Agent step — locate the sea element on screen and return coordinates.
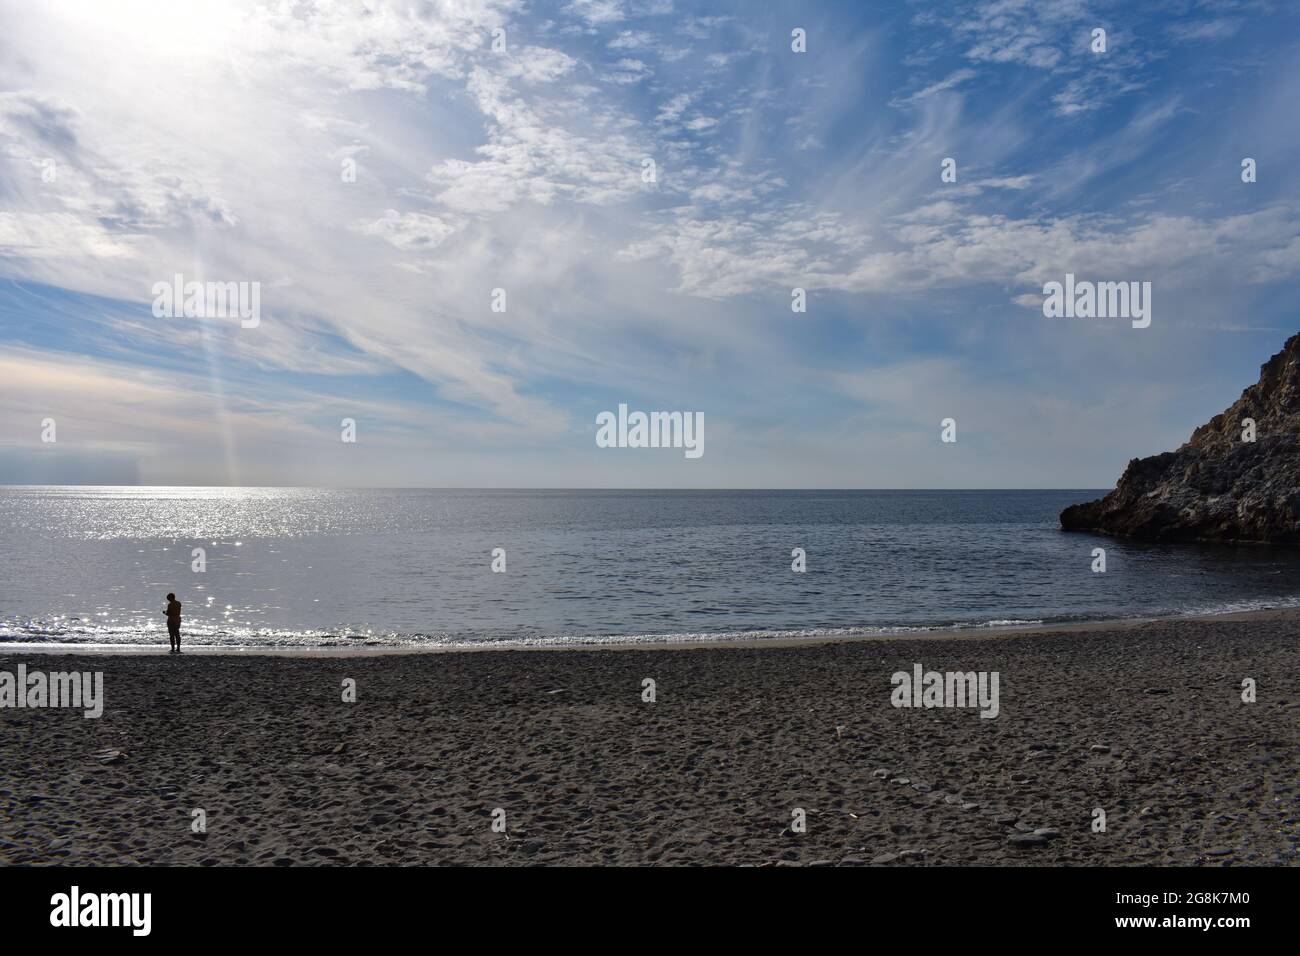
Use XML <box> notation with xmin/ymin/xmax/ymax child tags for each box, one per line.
<box><xmin>2</xmin><ymin>486</ymin><xmax>1299</xmax><ymax>649</ymax></box>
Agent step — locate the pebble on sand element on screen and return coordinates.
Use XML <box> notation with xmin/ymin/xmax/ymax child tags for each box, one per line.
<box><xmin>1007</xmin><ymin>833</ymin><xmax>1048</xmax><ymax>847</ymax></box>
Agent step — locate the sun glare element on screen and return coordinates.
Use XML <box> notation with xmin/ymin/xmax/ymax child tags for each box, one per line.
<box><xmin>62</xmin><ymin>0</ymin><xmax>248</xmax><ymax>61</ymax></box>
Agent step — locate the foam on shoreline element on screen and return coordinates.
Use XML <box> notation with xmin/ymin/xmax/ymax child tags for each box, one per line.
<box><xmin>2</xmin><ymin>606</ymin><xmax>1298</xmax><ymax>657</ymax></box>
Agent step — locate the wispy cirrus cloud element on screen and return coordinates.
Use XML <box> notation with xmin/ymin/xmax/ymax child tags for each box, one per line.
<box><xmin>0</xmin><ymin>0</ymin><xmax>1296</xmax><ymax>487</ymax></box>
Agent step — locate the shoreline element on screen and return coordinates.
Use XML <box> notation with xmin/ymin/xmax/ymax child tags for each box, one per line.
<box><xmin>3</xmin><ymin>606</ymin><xmax>1299</xmax><ymax>658</ymax></box>
<box><xmin>2</xmin><ymin>612</ymin><xmax>1294</xmax><ymax>866</ymax></box>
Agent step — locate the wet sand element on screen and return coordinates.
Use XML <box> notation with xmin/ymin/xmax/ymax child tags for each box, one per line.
<box><xmin>1</xmin><ymin>613</ymin><xmax>1296</xmax><ymax>866</ymax></box>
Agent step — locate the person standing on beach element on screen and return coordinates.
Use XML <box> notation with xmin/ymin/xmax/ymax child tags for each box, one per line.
<box><xmin>165</xmin><ymin>592</ymin><xmax>183</xmax><ymax>654</ymax></box>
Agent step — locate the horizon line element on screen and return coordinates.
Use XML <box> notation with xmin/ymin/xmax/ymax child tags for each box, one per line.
<box><xmin>0</xmin><ymin>484</ymin><xmax>1114</xmax><ymax>493</ymax></box>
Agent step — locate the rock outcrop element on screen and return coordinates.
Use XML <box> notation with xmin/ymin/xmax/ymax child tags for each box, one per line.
<box><xmin>1061</xmin><ymin>332</ymin><xmax>1300</xmax><ymax>543</ymax></box>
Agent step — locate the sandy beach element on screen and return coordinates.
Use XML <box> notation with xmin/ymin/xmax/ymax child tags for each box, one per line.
<box><xmin>1</xmin><ymin>612</ymin><xmax>1296</xmax><ymax>866</ymax></box>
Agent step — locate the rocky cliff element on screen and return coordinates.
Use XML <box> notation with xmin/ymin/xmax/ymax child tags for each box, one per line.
<box><xmin>1060</xmin><ymin>332</ymin><xmax>1300</xmax><ymax>543</ymax></box>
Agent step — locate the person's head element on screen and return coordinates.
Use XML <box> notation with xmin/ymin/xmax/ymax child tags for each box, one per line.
<box><xmin>167</xmin><ymin>592</ymin><xmax>175</xmax><ymax>601</ymax></box>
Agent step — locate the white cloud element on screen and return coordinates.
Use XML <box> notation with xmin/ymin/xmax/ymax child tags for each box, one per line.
<box><xmin>608</xmin><ymin>30</ymin><xmax>653</xmax><ymax>49</ymax></box>
<box><xmin>604</xmin><ymin>57</ymin><xmax>653</xmax><ymax>84</ymax></box>
<box><xmin>423</xmin><ymin>65</ymin><xmax>647</xmax><ymax>215</ymax></box>
<box><xmin>655</xmin><ymin>92</ymin><xmax>694</xmax><ymax>124</ymax></box>
<box><xmin>622</xmin><ymin>194</ymin><xmax>1300</xmax><ymax>301</ymax></box>
<box><xmin>926</xmin><ymin>0</ymin><xmax>1154</xmax><ymax>115</ymax></box>
<box><xmin>498</xmin><ymin>46</ymin><xmax>577</xmax><ymax>84</ymax></box>
<box><xmin>359</xmin><ymin>210</ymin><xmax>464</xmax><ymax>251</ymax></box>
<box><xmin>1169</xmin><ymin>19</ymin><xmax>1241</xmax><ymax>42</ymax></box>
<box><xmin>0</xmin><ymin>212</ymin><xmax>147</xmax><ymax>260</ymax></box>
<box><xmin>567</xmin><ymin>0</ymin><xmax>626</xmax><ymax>26</ymax></box>
<box><xmin>0</xmin><ymin>0</ymin><xmax>1296</xmax><ymax>487</ymax></box>
<box><xmin>890</xmin><ymin>68</ymin><xmax>977</xmax><ymax>106</ymax></box>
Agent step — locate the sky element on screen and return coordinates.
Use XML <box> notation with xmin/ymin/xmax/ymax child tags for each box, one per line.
<box><xmin>0</xmin><ymin>0</ymin><xmax>1297</xmax><ymax>488</ymax></box>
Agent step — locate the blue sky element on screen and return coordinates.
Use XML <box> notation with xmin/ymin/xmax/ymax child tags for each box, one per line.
<box><xmin>0</xmin><ymin>0</ymin><xmax>1297</xmax><ymax>487</ymax></box>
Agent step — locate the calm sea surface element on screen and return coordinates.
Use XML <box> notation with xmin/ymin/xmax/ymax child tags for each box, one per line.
<box><xmin>2</xmin><ymin>487</ymin><xmax>1299</xmax><ymax>648</ymax></box>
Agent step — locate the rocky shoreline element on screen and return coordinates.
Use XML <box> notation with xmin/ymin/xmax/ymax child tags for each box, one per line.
<box><xmin>1062</xmin><ymin>333</ymin><xmax>1300</xmax><ymax>543</ymax></box>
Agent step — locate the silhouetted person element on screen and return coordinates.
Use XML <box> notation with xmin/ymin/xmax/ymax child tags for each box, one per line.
<box><xmin>165</xmin><ymin>592</ymin><xmax>182</xmax><ymax>654</ymax></box>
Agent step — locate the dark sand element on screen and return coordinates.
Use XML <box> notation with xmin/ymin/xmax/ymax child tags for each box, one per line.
<box><xmin>1</xmin><ymin>614</ymin><xmax>1296</xmax><ymax>866</ymax></box>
